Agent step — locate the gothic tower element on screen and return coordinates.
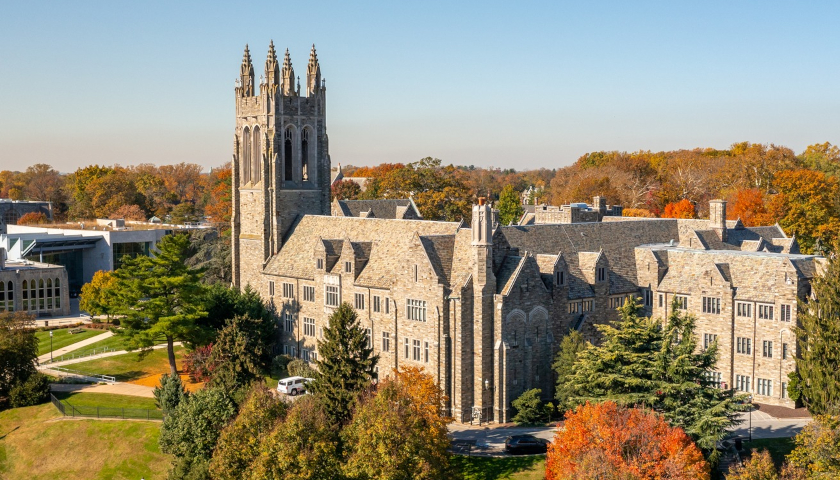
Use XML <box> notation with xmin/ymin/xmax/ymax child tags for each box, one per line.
<box><xmin>232</xmin><ymin>42</ymin><xmax>330</xmax><ymax>288</ymax></box>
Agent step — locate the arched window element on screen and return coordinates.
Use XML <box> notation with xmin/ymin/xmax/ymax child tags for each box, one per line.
<box><xmin>242</xmin><ymin>127</ymin><xmax>251</xmax><ymax>185</ymax></box>
<box><xmin>252</xmin><ymin>126</ymin><xmax>261</xmax><ymax>184</ymax></box>
<box><xmin>55</xmin><ymin>278</ymin><xmax>61</xmax><ymax>309</ymax></box>
<box><xmin>6</xmin><ymin>281</ymin><xmax>12</xmax><ymax>312</ymax></box>
<box><xmin>301</xmin><ymin>129</ymin><xmax>309</xmax><ymax>181</ymax></box>
<box><xmin>30</xmin><ymin>280</ymin><xmax>36</xmax><ymax>311</ymax></box>
<box><xmin>284</xmin><ymin>128</ymin><xmax>293</xmax><ymax>182</ymax></box>
<box><xmin>22</xmin><ymin>280</ymin><xmax>28</xmax><ymax>311</ymax></box>
<box><xmin>39</xmin><ymin>279</ymin><xmax>45</xmax><ymax>310</ymax></box>
<box><xmin>47</xmin><ymin>278</ymin><xmax>53</xmax><ymax>310</ymax></box>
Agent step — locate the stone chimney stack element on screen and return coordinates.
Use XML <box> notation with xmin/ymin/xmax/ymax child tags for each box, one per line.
<box><xmin>593</xmin><ymin>196</ymin><xmax>607</xmax><ymax>219</ymax></box>
<box><xmin>472</xmin><ymin>197</ymin><xmax>493</xmax><ymax>246</ymax></box>
<box><xmin>710</xmin><ymin>199</ymin><xmax>728</xmax><ymax>242</ymax></box>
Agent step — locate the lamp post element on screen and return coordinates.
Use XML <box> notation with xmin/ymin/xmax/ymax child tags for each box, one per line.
<box><xmin>50</xmin><ymin>330</ymin><xmax>53</xmax><ymax>362</ymax></box>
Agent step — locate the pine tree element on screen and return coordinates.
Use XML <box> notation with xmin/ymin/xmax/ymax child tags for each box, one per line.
<box><xmin>558</xmin><ymin>297</ymin><xmax>747</xmax><ymax>463</ymax></box>
<box><xmin>154</xmin><ymin>372</ymin><xmax>189</xmax><ymax>413</ymax></box>
<box><xmin>308</xmin><ymin>302</ymin><xmax>378</xmax><ymax>424</ymax></box>
<box><xmin>795</xmin><ymin>255</ymin><xmax>840</xmax><ymax>415</ymax></box>
<box><xmin>552</xmin><ymin>329</ymin><xmax>589</xmax><ymax>410</ymax></box>
<box><xmin>109</xmin><ymin>233</ymin><xmax>208</xmax><ymax>375</ymax></box>
<box><xmin>497</xmin><ymin>184</ymin><xmax>524</xmax><ymax>226</ymax></box>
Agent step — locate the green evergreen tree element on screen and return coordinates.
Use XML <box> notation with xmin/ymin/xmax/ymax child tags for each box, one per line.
<box><xmin>795</xmin><ymin>254</ymin><xmax>840</xmax><ymax>415</ymax></box>
<box><xmin>308</xmin><ymin>302</ymin><xmax>378</xmax><ymax>424</ymax></box>
<box><xmin>497</xmin><ymin>184</ymin><xmax>524</xmax><ymax>226</ymax></box>
<box><xmin>159</xmin><ymin>387</ymin><xmax>237</xmax><ymax>462</ymax></box>
<box><xmin>209</xmin><ymin>315</ymin><xmax>266</xmax><ymax>397</ymax></box>
<box><xmin>154</xmin><ymin>372</ymin><xmax>189</xmax><ymax>414</ymax></box>
<box><xmin>0</xmin><ymin>312</ymin><xmax>38</xmax><ymax>406</ymax></box>
<box><xmin>559</xmin><ymin>297</ymin><xmax>747</xmax><ymax>463</ymax></box>
<box><xmin>552</xmin><ymin>329</ymin><xmax>589</xmax><ymax>411</ymax></box>
<box><xmin>110</xmin><ymin>233</ymin><xmax>208</xmax><ymax>375</ymax></box>
<box><xmin>511</xmin><ymin>388</ymin><xmax>547</xmax><ymax>425</ymax></box>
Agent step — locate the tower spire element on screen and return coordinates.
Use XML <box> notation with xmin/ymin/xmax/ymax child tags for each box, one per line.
<box><xmin>281</xmin><ymin>48</ymin><xmax>295</xmax><ymax>96</ymax></box>
<box><xmin>265</xmin><ymin>40</ymin><xmax>279</xmax><ymax>89</ymax></box>
<box><xmin>307</xmin><ymin>44</ymin><xmax>322</xmax><ymax>96</ymax></box>
<box><xmin>239</xmin><ymin>44</ymin><xmax>255</xmax><ymax>96</ymax></box>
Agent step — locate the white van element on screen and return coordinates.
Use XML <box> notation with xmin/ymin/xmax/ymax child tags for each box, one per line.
<box><xmin>276</xmin><ymin>376</ymin><xmax>312</xmax><ymax>396</ymax></box>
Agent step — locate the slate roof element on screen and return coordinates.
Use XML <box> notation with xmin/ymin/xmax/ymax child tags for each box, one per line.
<box><xmin>333</xmin><ymin>199</ymin><xmax>421</xmax><ymax>220</ymax></box>
<box><xmin>420</xmin><ymin>235</ymin><xmax>456</xmax><ymax>285</ymax></box>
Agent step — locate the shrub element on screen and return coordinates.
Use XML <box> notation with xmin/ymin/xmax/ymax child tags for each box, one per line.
<box><xmin>512</xmin><ymin>388</ymin><xmax>548</xmax><ymax>425</ymax></box>
<box><xmin>9</xmin><ymin>373</ymin><xmax>51</xmax><ymax>407</ymax></box>
<box><xmin>287</xmin><ymin>359</ymin><xmax>317</xmax><ymax>379</ymax></box>
<box><xmin>183</xmin><ymin>344</ymin><xmax>215</xmax><ymax>383</ymax></box>
<box><xmin>154</xmin><ymin>372</ymin><xmax>189</xmax><ymax>413</ymax></box>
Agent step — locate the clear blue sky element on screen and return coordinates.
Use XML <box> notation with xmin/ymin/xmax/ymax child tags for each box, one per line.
<box><xmin>1</xmin><ymin>1</ymin><xmax>838</xmax><ymax>172</ymax></box>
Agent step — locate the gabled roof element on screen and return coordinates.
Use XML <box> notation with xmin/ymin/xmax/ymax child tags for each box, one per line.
<box><xmin>420</xmin><ymin>234</ymin><xmax>456</xmax><ymax>285</ymax></box>
<box><xmin>333</xmin><ymin>199</ymin><xmax>421</xmax><ymax>220</ymax></box>
<box><xmin>496</xmin><ymin>255</ymin><xmax>526</xmax><ymax>295</ymax></box>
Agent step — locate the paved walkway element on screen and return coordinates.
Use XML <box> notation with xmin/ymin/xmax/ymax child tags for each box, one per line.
<box><xmin>38</xmin><ymin>342</ymin><xmax>178</xmax><ymax>369</ymax></box>
<box><xmin>38</xmin><ymin>331</ymin><xmax>114</xmax><ymax>364</ymax></box>
<box><xmin>50</xmin><ymin>382</ymin><xmax>155</xmax><ymax>398</ymax></box>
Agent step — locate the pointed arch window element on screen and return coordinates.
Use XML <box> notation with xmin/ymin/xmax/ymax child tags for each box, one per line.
<box><xmin>22</xmin><ymin>280</ymin><xmax>28</xmax><ymax>311</ymax></box>
<box><xmin>47</xmin><ymin>278</ymin><xmax>53</xmax><ymax>310</ymax></box>
<box><xmin>284</xmin><ymin>128</ymin><xmax>294</xmax><ymax>182</ymax></box>
<box><xmin>301</xmin><ymin>129</ymin><xmax>309</xmax><ymax>181</ymax></box>
<box><xmin>0</xmin><ymin>280</ymin><xmax>5</xmax><ymax>311</ymax></box>
<box><xmin>252</xmin><ymin>126</ymin><xmax>261</xmax><ymax>184</ymax></box>
<box><xmin>55</xmin><ymin>278</ymin><xmax>61</xmax><ymax>309</ymax></box>
<box><xmin>242</xmin><ymin>127</ymin><xmax>251</xmax><ymax>185</ymax></box>
<box><xmin>39</xmin><ymin>279</ymin><xmax>45</xmax><ymax>310</ymax></box>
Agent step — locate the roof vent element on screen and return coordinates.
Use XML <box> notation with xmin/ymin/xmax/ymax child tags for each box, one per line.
<box><xmin>669</xmin><ymin>239</ymin><xmax>676</xmax><ymax>247</ymax></box>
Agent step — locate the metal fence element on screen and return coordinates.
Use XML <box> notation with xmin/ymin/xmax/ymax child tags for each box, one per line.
<box><xmin>51</xmin><ymin>394</ymin><xmax>163</xmax><ymax>420</ymax></box>
<box><xmin>49</xmin><ymin>347</ymin><xmax>120</xmax><ymax>364</ymax></box>
<box><xmin>46</xmin><ymin>366</ymin><xmax>116</xmax><ymax>383</ymax></box>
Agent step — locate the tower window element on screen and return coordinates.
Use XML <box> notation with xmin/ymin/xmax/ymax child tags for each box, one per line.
<box><xmin>284</xmin><ymin>128</ymin><xmax>293</xmax><ymax>182</ymax></box>
<box><xmin>242</xmin><ymin>127</ymin><xmax>251</xmax><ymax>185</ymax></box>
<box><xmin>252</xmin><ymin>125</ymin><xmax>261</xmax><ymax>184</ymax></box>
<box><xmin>301</xmin><ymin>128</ymin><xmax>309</xmax><ymax>181</ymax></box>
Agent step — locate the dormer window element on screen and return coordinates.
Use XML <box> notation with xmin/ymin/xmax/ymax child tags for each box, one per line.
<box><xmin>555</xmin><ymin>271</ymin><xmax>565</xmax><ymax>286</ymax></box>
<box><xmin>414</xmin><ymin>264</ymin><xmax>419</xmax><ymax>282</ymax></box>
<box><xmin>316</xmin><ymin>258</ymin><xmax>324</xmax><ymax>270</ymax></box>
<box><xmin>345</xmin><ymin>261</ymin><xmax>352</xmax><ymax>273</ymax></box>
<box><xmin>597</xmin><ymin>267</ymin><xmax>606</xmax><ymax>282</ymax></box>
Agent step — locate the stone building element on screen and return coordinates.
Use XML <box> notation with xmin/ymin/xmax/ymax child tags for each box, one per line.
<box><xmin>232</xmin><ymin>44</ymin><xmax>821</xmax><ymax>422</ymax></box>
<box><xmin>0</xmin><ymin>248</ymin><xmax>70</xmax><ymax>316</ymax></box>
<box><xmin>331</xmin><ymin>198</ymin><xmax>422</xmax><ymax>220</ymax></box>
<box><xmin>518</xmin><ymin>196</ymin><xmax>623</xmax><ymax>225</ymax></box>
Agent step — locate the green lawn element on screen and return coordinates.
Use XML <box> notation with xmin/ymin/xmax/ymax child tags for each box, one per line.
<box><xmin>0</xmin><ymin>403</ymin><xmax>170</xmax><ymax>479</ymax></box>
<box><xmin>35</xmin><ymin>328</ymin><xmax>102</xmax><ymax>355</ymax></box>
<box><xmin>743</xmin><ymin>437</ymin><xmax>797</xmax><ymax>469</ymax></box>
<box><xmin>453</xmin><ymin>455</ymin><xmax>545</xmax><ymax>480</ymax></box>
<box><xmin>65</xmin><ymin>347</ymin><xmax>185</xmax><ymax>382</ymax></box>
<box><xmin>53</xmin><ymin>391</ymin><xmax>159</xmax><ymax>411</ymax></box>
<box><xmin>60</xmin><ymin>333</ymin><xmax>132</xmax><ymax>358</ymax></box>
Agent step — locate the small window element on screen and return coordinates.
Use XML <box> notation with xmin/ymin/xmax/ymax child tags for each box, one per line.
<box><xmin>412</xmin><ymin>339</ymin><xmax>421</xmax><ymax>361</ymax></box>
<box><xmin>703</xmin><ymin>333</ymin><xmax>717</xmax><ymax>350</ymax></box>
<box><xmin>642</xmin><ymin>288</ymin><xmax>653</xmax><ymax>307</ymax></box>
<box><xmin>302</xmin><ymin>349</ymin><xmax>310</xmax><ymax>362</ymax></box>
<box><xmin>424</xmin><ymin>341</ymin><xmax>429</xmax><ymax>363</ymax></box>
<box><xmin>303</xmin><ymin>285</ymin><xmax>315</xmax><ymax>302</ymax></box>
<box><xmin>756</xmin><ymin>378</ymin><xmax>773</xmax><ymax>396</ymax></box>
<box><xmin>404</xmin><ymin>337</ymin><xmax>409</xmax><ymax>358</ymax></box>
<box><xmin>758</xmin><ymin>304</ymin><xmax>774</xmax><ymax>320</ymax></box>
<box><xmin>674</xmin><ymin>295</ymin><xmax>688</xmax><ymax>310</ymax></box>
<box><xmin>780</xmin><ymin>304</ymin><xmax>792</xmax><ymax>322</ymax></box>
<box><xmin>702</xmin><ymin>297</ymin><xmax>720</xmax><ymax>314</ymax></box>
<box><xmin>736</xmin><ymin>302</ymin><xmax>752</xmax><ymax>318</ymax></box>
<box><xmin>269</xmin><ymin>281</ymin><xmax>275</xmax><ymax>296</ymax></box>
<box><xmin>582</xmin><ymin>300</ymin><xmax>593</xmax><ymax>312</ymax></box>
<box><xmin>705</xmin><ymin>371</ymin><xmax>722</xmax><ymax>388</ymax></box>
<box><xmin>597</xmin><ymin>267</ymin><xmax>606</xmax><ymax>282</ymax></box>
<box><xmin>283</xmin><ymin>282</ymin><xmax>294</xmax><ymax>298</ymax></box>
<box><xmin>414</xmin><ymin>264</ymin><xmax>419</xmax><ymax>282</ymax></box>
<box><xmin>406</xmin><ymin>299</ymin><xmax>427</xmax><ymax>322</ymax></box>
<box><xmin>736</xmin><ymin>337</ymin><xmax>752</xmax><ymax>355</ymax></box>
<box><xmin>763</xmin><ymin>340</ymin><xmax>773</xmax><ymax>358</ymax></box>
<box><xmin>555</xmin><ymin>271</ymin><xmax>565</xmax><ymax>286</ymax></box>
<box><xmin>373</xmin><ymin>295</ymin><xmax>381</xmax><ymax>313</ymax></box>
<box><xmin>782</xmin><ymin>343</ymin><xmax>788</xmax><ymax>360</ymax></box>
<box><xmin>736</xmin><ymin>374</ymin><xmax>751</xmax><ymax>392</ymax></box>
<box><xmin>355</xmin><ymin>293</ymin><xmax>365</xmax><ymax>310</ymax></box>
<box><xmin>384</xmin><ymin>297</ymin><xmax>390</xmax><ymax>314</ymax></box>
<box><xmin>568</xmin><ymin>302</ymin><xmax>581</xmax><ymax>314</ymax></box>
<box><xmin>325</xmin><ymin>285</ymin><xmax>339</xmax><ymax>307</ymax></box>
<box><xmin>303</xmin><ymin>317</ymin><xmax>315</xmax><ymax>337</ymax></box>
<box><xmin>381</xmin><ymin>331</ymin><xmax>390</xmax><ymax>352</ymax></box>
<box><xmin>316</xmin><ymin>258</ymin><xmax>324</xmax><ymax>270</ymax></box>
<box><xmin>658</xmin><ymin>294</ymin><xmax>664</xmax><ymax>308</ymax></box>
<box><xmin>366</xmin><ymin>328</ymin><xmax>372</xmax><ymax>348</ymax></box>
<box><xmin>284</xmin><ymin>313</ymin><xmax>294</xmax><ymax>333</ymax></box>
<box><xmin>345</xmin><ymin>261</ymin><xmax>352</xmax><ymax>273</ymax></box>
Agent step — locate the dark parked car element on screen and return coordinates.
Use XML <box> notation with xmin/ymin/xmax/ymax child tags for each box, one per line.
<box><xmin>504</xmin><ymin>435</ymin><xmax>549</xmax><ymax>455</ymax></box>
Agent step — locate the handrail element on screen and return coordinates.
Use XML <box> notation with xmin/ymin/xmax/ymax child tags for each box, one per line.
<box><xmin>47</xmin><ymin>366</ymin><xmax>116</xmax><ymax>383</ymax></box>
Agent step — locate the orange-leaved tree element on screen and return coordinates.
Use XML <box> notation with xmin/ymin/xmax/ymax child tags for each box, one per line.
<box><xmin>622</xmin><ymin>208</ymin><xmax>655</xmax><ymax>218</ymax></box>
<box><xmin>766</xmin><ymin>169</ymin><xmax>840</xmax><ymax>253</ymax></box>
<box><xmin>16</xmin><ymin>212</ymin><xmax>49</xmax><ymax>225</ymax></box>
<box><xmin>727</xmin><ymin>188</ymin><xmax>774</xmax><ymax>226</ymax></box>
<box><xmin>661</xmin><ymin>198</ymin><xmax>696</xmax><ymax>219</ymax></box>
<box><xmin>546</xmin><ymin>401</ymin><xmax>710</xmax><ymax>480</ymax></box>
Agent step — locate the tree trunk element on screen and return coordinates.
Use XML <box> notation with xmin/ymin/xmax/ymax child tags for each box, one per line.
<box><xmin>167</xmin><ymin>335</ymin><xmax>177</xmax><ymax>376</ymax></box>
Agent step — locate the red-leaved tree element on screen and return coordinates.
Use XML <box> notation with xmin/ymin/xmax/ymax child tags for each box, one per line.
<box><xmin>546</xmin><ymin>401</ymin><xmax>710</xmax><ymax>480</ymax></box>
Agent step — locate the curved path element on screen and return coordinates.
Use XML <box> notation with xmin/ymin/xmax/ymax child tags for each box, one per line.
<box><xmin>38</xmin><ymin>331</ymin><xmax>114</xmax><ymax>364</ymax></box>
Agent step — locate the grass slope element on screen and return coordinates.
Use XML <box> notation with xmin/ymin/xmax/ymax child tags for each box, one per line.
<box><xmin>35</xmin><ymin>328</ymin><xmax>101</xmax><ymax>355</ymax></box>
<box><xmin>53</xmin><ymin>392</ymin><xmax>159</xmax><ymax>411</ymax></box>
<box><xmin>63</xmin><ymin>334</ymin><xmax>132</xmax><ymax>358</ymax></box>
<box><xmin>454</xmin><ymin>455</ymin><xmax>546</xmax><ymax>480</ymax></box>
<box><xmin>67</xmin><ymin>347</ymin><xmax>185</xmax><ymax>382</ymax></box>
<box><xmin>0</xmin><ymin>403</ymin><xmax>169</xmax><ymax>480</ymax></box>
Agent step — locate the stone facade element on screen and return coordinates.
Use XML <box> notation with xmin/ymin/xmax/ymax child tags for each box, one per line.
<box><xmin>232</xmin><ymin>46</ymin><xmax>821</xmax><ymax>423</ymax></box>
<box><xmin>0</xmin><ymin>249</ymin><xmax>70</xmax><ymax>316</ymax></box>
<box><xmin>519</xmin><ymin>196</ymin><xmax>623</xmax><ymax>225</ymax></box>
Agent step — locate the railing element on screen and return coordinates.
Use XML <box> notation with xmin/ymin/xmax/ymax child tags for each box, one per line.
<box><xmin>46</xmin><ymin>366</ymin><xmax>116</xmax><ymax>383</ymax></box>
<box><xmin>48</xmin><ymin>347</ymin><xmax>120</xmax><ymax>364</ymax></box>
<box><xmin>50</xmin><ymin>394</ymin><xmax>163</xmax><ymax>420</ymax></box>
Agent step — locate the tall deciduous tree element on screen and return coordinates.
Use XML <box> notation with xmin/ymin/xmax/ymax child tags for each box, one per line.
<box><xmin>787</xmin><ymin>414</ymin><xmax>840</xmax><ymax>477</ymax></box>
<box><xmin>545</xmin><ymin>401</ymin><xmax>710</xmax><ymax>480</ymax></box>
<box><xmin>343</xmin><ymin>367</ymin><xmax>454</xmax><ymax>480</ymax></box>
<box><xmin>767</xmin><ymin>169</ymin><xmax>840</xmax><ymax>254</ymax></box>
<box><xmin>794</xmin><ymin>255</ymin><xmax>840</xmax><ymax>415</ymax></box>
<box><xmin>662</xmin><ymin>198</ymin><xmax>696</xmax><ymax>218</ymax></box>
<box><xmin>308</xmin><ymin>302</ymin><xmax>378</xmax><ymax>424</ymax></box>
<box><xmin>497</xmin><ymin>184</ymin><xmax>524</xmax><ymax>226</ymax></box>
<box><xmin>558</xmin><ymin>298</ymin><xmax>746</xmax><ymax>462</ymax></box>
<box><xmin>109</xmin><ymin>233</ymin><xmax>208</xmax><ymax>375</ymax></box>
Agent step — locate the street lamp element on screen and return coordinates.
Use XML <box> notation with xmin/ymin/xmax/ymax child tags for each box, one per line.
<box><xmin>50</xmin><ymin>330</ymin><xmax>53</xmax><ymax>362</ymax></box>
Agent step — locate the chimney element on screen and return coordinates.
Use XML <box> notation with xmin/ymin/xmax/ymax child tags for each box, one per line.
<box><xmin>709</xmin><ymin>199</ymin><xmax>727</xmax><ymax>242</ymax></box>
